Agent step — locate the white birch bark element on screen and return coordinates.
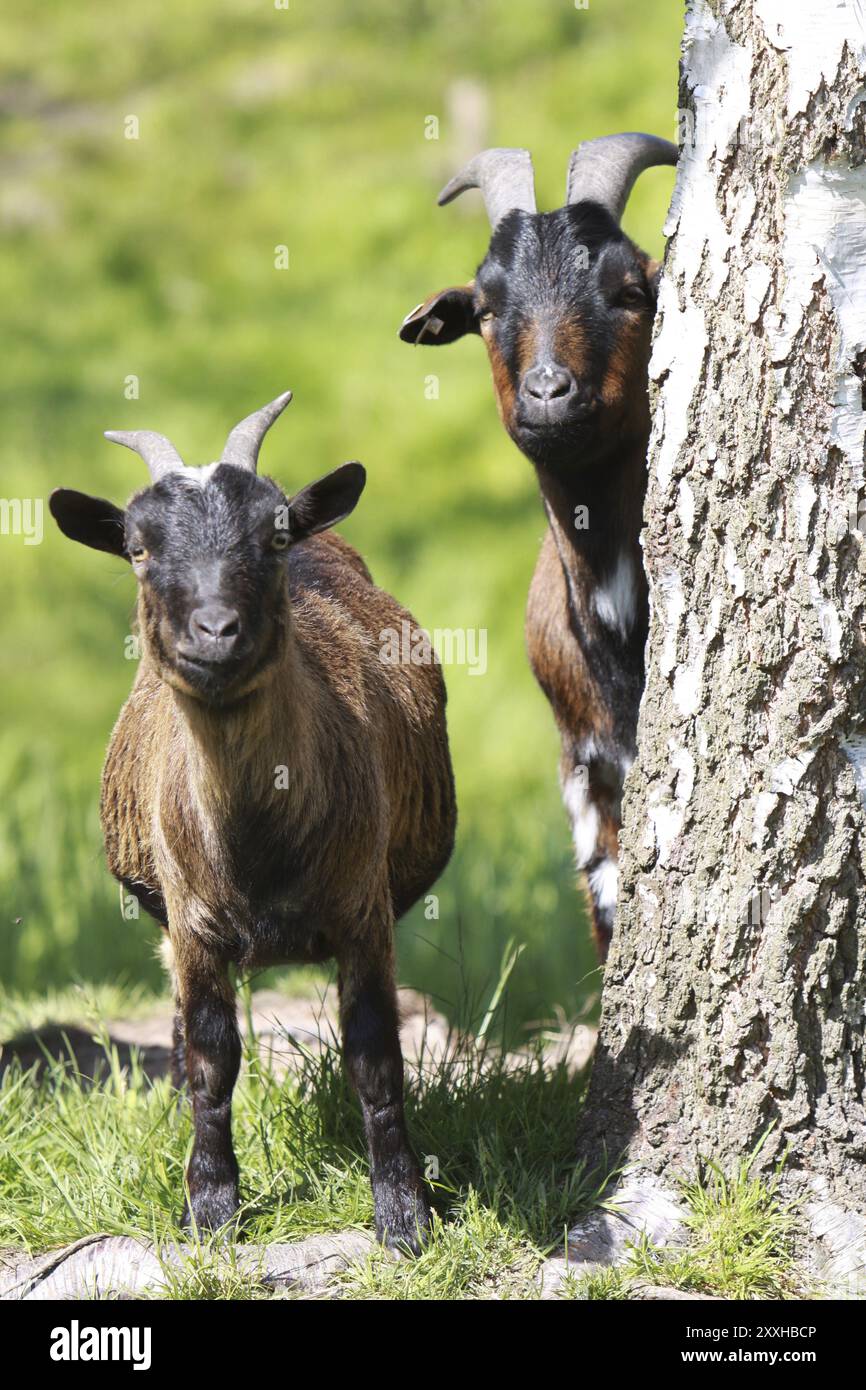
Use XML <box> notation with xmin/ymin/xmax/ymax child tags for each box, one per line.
<box><xmin>576</xmin><ymin>0</ymin><xmax>866</xmax><ymax>1289</ymax></box>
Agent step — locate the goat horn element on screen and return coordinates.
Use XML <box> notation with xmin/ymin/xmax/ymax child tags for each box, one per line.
<box><xmin>103</xmin><ymin>430</ymin><xmax>186</xmax><ymax>483</ymax></box>
<box><xmin>438</xmin><ymin>148</ymin><xmax>536</xmax><ymax>228</ymax></box>
<box><xmin>220</xmin><ymin>390</ymin><xmax>294</xmax><ymax>473</ymax></box>
<box><xmin>565</xmin><ymin>132</ymin><xmax>678</xmax><ymax>223</ymax></box>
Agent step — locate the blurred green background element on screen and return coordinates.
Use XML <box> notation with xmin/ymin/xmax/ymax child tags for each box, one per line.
<box><xmin>0</xmin><ymin>0</ymin><xmax>679</xmax><ymax>1038</ymax></box>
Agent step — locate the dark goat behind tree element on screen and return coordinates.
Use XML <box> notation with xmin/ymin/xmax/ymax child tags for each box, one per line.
<box><xmin>49</xmin><ymin>392</ymin><xmax>456</xmax><ymax>1252</ymax></box>
<box><xmin>400</xmin><ymin>132</ymin><xmax>677</xmax><ymax>956</ymax></box>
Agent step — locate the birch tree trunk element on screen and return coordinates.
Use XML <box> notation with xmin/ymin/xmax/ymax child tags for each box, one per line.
<box><xmin>577</xmin><ymin>0</ymin><xmax>866</xmax><ymax>1279</ymax></box>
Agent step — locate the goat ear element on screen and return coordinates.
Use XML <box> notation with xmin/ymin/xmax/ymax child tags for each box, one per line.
<box><xmin>289</xmin><ymin>462</ymin><xmax>367</xmax><ymax>539</ymax></box>
<box><xmin>398</xmin><ymin>285</ymin><xmax>478</xmax><ymax>345</ymax></box>
<box><xmin>49</xmin><ymin>488</ymin><xmax>128</xmax><ymax>559</ymax></box>
<box><xmin>645</xmin><ymin>258</ymin><xmax>664</xmax><ymax>303</ymax></box>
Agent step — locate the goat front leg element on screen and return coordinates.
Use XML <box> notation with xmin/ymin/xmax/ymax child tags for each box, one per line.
<box><xmin>562</xmin><ymin>753</ymin><xmax>622</xmax><ymax>961</ymax></box>
<box><xmin>338</xmin><ymin>934</ymin><xmax>431</xmax><ymax>1254</ymax></box>
<box><xmin>173</xmin><ymin>938</ymin><xmax>241</xmax><ymax>1231</ymax></box>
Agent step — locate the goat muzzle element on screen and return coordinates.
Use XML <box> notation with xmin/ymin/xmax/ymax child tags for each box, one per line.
<box><xmin>518</xmin><ymin>364</ymin><xmax>598</xmax><ymax>427</ymax></box>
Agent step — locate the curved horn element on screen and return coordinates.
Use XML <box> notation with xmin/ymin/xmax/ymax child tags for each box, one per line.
<box><xmin>220</xmin><ymin>390</ymin><xmax>293</xmax><ymax>473</ymax></box>
<box><xmin>103</xmin><ymin>430</ymin><xmax>185</xmax><ymax>483</ymax></box>
<box><xmin>566</xmin><ymin>132</ymin><xmax>678</xmax><ymax>223</ymax></box>
<box><xmin>438</xmin><ymin>148</ymin><xmax>536</xmax><ymax>228</ymax></box>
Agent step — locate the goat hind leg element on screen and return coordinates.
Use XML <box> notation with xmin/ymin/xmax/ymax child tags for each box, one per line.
<box><xmin>338</xmin><ymin>939</ymin><xmax>431</xmax><ymax>1254</ymax></box>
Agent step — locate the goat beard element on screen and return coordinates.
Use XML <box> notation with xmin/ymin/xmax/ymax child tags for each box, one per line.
<box><xmin>143</xmin><ymin>634</ymin><xmax>281</xmax><ymax>711</ymax></box>
<box><xmin>510</xmin><ymin>402</ymin><xmax>650</xmax><ymax>479</ymax></box>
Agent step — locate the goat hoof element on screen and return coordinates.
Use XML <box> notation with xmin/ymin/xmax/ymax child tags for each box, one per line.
<box><xmin>375</xmin><ymin>1186</ymin><xmax>433</xmax><ymax>1257</ymax></box>
<box><xmin>182</xmin><ymin>1184</ymin><xmax>240</xmax><ymax>1234</ymax></box>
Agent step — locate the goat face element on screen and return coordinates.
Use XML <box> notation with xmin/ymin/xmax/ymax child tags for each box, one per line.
<box><xmin>399</xmin><ymin>134</ymin><xmax>676</xmax><ymax>475</ymax></box>
<box><xmin>124</xmin><ymin>467</ymin><xmax>294</xmax><ymax>704</ymax></box>
<box><xmin>49</xmin><ymin>392</ymin><xmax>367</xmax><ymax>707</ymax></box>
<box><xmin>401</xmin><ymin>203</ymin><xmax>659</xmax><ymax>472</ymax></box>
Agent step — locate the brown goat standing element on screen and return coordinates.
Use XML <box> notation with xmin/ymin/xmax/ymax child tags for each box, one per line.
<box><xmin>50</xmin><ymin>392</ymin><xmax>456</xmax><ymax>1252</ymax></box>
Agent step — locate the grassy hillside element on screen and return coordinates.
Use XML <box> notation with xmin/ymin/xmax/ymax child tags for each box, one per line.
<box><xmin>0</xmin><ymin>0</ymin><xmax>681</xmax><ymax>1035</ymax></box>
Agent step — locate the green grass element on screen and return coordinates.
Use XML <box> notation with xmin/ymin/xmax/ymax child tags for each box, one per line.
<box><xmin>569</xmin><ymin>1265</ymin><xmax>632</xmax><ymax>1300</ymax></box>
<box><xmin>0</xmin><ymin>989</ymin><xmax>806</xmax><ymax>1299</ymax></box>
<box><xmin>0</xmin><ymin>0</ymin><xmax>681</xmax><ymax>1035</ymax></box>
<box><xmin>339</xmin><ymin>1195</ymin><xmax>543</xmax><ymax>1300</ymax></box>
<box><xmin>0</xmin><ymin>981</ymin><xmax>601</xmax><ymax>1299</ymax></box>
<box><xmin>0</xmin><ymin>973</ymin><xmax>807</xmax><ymax>1300</ymax></box>
<box><xmin>626</xmin><ymin>1149</ymin><xmax>802</xmax><ymax>1300</ymax></box>
<box><xmin>574</xmin><ymin>1139</ymin><xmax>805</xmax><ymax>1301</ymax></box>
<box><xmin>139</xmin><ymin>1244</ymin><xmax>278</xmax><ymax>1303</ymax></box>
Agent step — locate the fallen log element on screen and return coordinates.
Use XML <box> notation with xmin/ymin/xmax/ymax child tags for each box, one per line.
<box><xmin>0</xmin><ymin>1229</ymin><xmax>375</xmax><ymax>1301</ymax></box>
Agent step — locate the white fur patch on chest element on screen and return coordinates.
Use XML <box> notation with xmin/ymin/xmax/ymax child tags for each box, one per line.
<box><xmin>592</xmin><ymin>551</ymin><xmax>637</xmax><ymax>638</ymax></box>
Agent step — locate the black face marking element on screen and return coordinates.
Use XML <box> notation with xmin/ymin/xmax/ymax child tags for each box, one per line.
<box><xmin>474</xmin><ymin>204</ymin><xmax>657</xmax><ymax>468</ymax></box>
<box><xmin>52</xmin><ymin>457</ymin><xmax>366</xmax><ymax>707</ymax></box>
<box><xmin>126</xmin><ymin>466</ymin><xmax>291</xmax><ymax>704</ymax></box>
<box><xmin>401</xmin><ymin>202</ymin><xmax>658</xmax><ymax>474</ymax></box>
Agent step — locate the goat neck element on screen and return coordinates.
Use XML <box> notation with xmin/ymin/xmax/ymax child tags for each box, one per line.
<box><xmin>165</xmin><ymin>637</ymin><xmax>324</xmax><ymax>828</ymax></box>
<box><xmin>536</xmin><ymin>438</ymin><xmax>648</xmax><ymax>646</ymax></box>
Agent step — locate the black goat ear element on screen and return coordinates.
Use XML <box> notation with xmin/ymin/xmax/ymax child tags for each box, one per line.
<box><xmin>288</xmin><ymin>462</ymin><xmax>367</xmax><ymax>539</ymax></box>
<box><xmin>49</xmin><ymin>488</ymin><xmax>128</xmax><ymax>559</ymax></box>
<box><xmin>398</xmin><ymin>285</ymin><xmax>478</xmax><ymax>344</ymax></box>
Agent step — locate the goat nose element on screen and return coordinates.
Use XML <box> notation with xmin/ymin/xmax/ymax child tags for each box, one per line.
<box><xmin>190</xmin><ymin>605</ymin><xmax>240</xmax><ymax>643</ymax></box>
<box><xmin>523</xmin><ymin>364</ymin><xmax>575</xmax><ymax>401</ymax></box>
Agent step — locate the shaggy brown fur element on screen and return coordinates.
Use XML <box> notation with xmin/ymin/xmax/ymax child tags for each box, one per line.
<box><xmin>104</xmin><ymin>531</ymin><xmax>455</xmax><ymax>957</ymax></box>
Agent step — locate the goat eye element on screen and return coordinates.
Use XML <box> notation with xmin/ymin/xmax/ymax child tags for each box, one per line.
<box><xmin>129</xmin><ymin>545</ymin><xmax>148</xmax><ymax>563</ymax></box>
<box><xmin>271</xmin><ymin>531</ymin><xmax>290</xmax><ymax>551</ymax></box>
<box><xmin>478</xmin><ymin>309</ymin><xmax>496</xmax><ymax>324</ymax></box>
<box><xmin>618</xmin><ymin>286</ymin><xmax>645</xmax><ymax>309</ymax></box>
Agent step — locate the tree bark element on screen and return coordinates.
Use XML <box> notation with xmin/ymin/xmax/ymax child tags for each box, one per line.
<box><xmin>577</xmin><ymin>0</ymin><xmax>866</xmax><ymax>1271</ymax></box>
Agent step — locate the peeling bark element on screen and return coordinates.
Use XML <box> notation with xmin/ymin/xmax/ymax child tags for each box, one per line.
<box><xmin>578</xmin><ymin>0</ymin><xmax>866</xmax><ymax>1259</ymax></box>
